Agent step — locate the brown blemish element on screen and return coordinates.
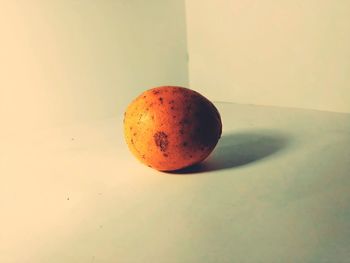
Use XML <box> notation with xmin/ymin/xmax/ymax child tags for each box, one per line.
<box><xmin>159</xmin><ymin>97</ymin><xmax>163</xmax><ymax>104</ymax></box>
<box><xmin>179</xmin><ymin>129</ymin><xmax>184</xmax><ymax>135</ymax></box>
<box><xmin>163</xmin><ymin>153</ymin><xmax>168</xmax><ymax>157</ymax></box>
<box><xmin>179</xmin><ymin>89</ymin><xmax>186</xmax><ymax>94</ymax></box>
<box><xmin>143</xmin><ymin>95</ymin><xmax>146</xmax><ymax>99</ymax></box>
<box><xmin>182</xmin><ymin>142</ymin><xmax>188</xmax><ymax>147</ymax></box>
<box><xmin>142</xmin><ymin>154</ymin><xmax>145</xmax><ymax>159</ymax></box>
<box><xmin>153</xmin><ymin>90</ymin><xmax>160</xmax><ymax>95</ymax></box>
<box><xmin>154</xmin><ymin>131</ymin><xmax>169</xmax><ymax>152</ymax></box>
<box><xmin>171</xmin><ymin>106</ymin><xmax>174</xmax><ymax>110</ymax></box>
<box><xmin>151</xmin><ymin>115</ymin><xmax>154</xmax><ymax>120</ymax></box>
<box><xmin>133</xmin><ymin>133</ymin><xmax>137</xmax><ymax>136</ymax></box>
<box><xmin>179</xmin><ymin>119</ymin><xmax>189</xmax><ymax>125</ymax></box>
<box><xmin>172</xmin><ymin>115</ymin><xmax>176</xmax><ymax>119</ymax></box>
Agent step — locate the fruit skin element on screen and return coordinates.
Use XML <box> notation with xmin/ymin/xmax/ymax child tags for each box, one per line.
<box><xmin>123</xmin><ymin>86</ymin><xmax>222</xmax><ymax>171</ymax></box>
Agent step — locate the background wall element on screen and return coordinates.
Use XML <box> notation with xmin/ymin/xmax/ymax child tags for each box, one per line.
<box><xmin>0</xmin><ymin>0</ymin><xmax>188</xmax><ymax>135</ymax></box>
<box><xmin>186</xmin><ymin>0</ymin><xmax>350</xmax><ymax>113</ymax></box>
<box><xmin>2</xmin><ymin>0</ymin><xmax>350</xmax><ymax>140</ymax></box>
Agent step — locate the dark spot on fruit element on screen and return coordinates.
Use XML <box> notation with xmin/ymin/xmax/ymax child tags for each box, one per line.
<box><xmin>151</xmin><ymin>115</ymin><xmax>154</xmax><ymax>120</ymax></box>
<box><xmin>189</xmin><ymin>155</ymin><xmax>193</xmax><ymax>158</ymax></box>
<box><xmin>133</xmin><ymin>133</ymin><xmax>137</xmax><ymax>136</ymax></box>
<box><xmin>163</xmin><ymin>153</ymin><xmax>168</xmax><ymax>157</ymax></box>
<box><xmin>182</xmin><ymin>142</ymin><xmax>188</xmax><ymax>147</ymax></box>
<box><xmin>131</xmin><ymin>139</ymin><xmax>134</xmax><ymax>144</ymax></box>
<box><xmin>179</xmin><ymin>119</ymin><xmax>189</xmax><ymax>125</ymax></box>
<box><xmin>142</xmin><ymin>154</ymin><xmax>145</xmax><ymax>159</ymax></box>
<box><xmin>179</xmin><ymin>129</ymin><xmax>184</xmax><ymax>135</ymax></box>
<box><xmin>168</xmin><ymin>100</ymin><xmax>175</xmax><ymax>104</ymax></box>
<box><xmin>143</xmin><ymin>95</ymin><xmax>146</xmax><ymax>99</ymax></box>
<box><xmin>171</xmin><ymin>106</ymin><xmax>174</xmax><ymax>110</ymax></box>
<box><xmin>148</xmin><ymin>164</ymin><xmax>152</xmax><ymax>167</ymax></box>
<box><xmin>159</xmin><ymin>97</ymin><xmax>163</xmax><ymax>104</ymax></box>
<box><xmin>149</xmin><ymin>103</ymin><xmax>154</xmax><ymax>107</ymax></box>
<box><xmin>153</xmin><ymin>90</ymin><xmax>160</xmax><ymax>95</ymax></box>
<box><xmin>154</xmin><ymin>131</ymin><xmax>169</xmax><ymax>152</ymax></box>
<box><xmin>146</xmin><ymin>108</ymin><xmax>149</xmax><ymax>111</ymax></box>
<box><xmin>173</xmin><ymin>115</ymin><xmax>176</xmax><ymax>119</ymax></box>
<box><xmin>130</xmin><ymin>127</ymin><xmax>133</xmax><ymax>130</ymax></box>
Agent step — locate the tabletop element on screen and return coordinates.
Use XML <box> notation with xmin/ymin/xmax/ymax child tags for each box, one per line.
<box><xmin>1</xmin><ymin>102</ymin><xmax>350</xmax><ymax>263</ymax></box>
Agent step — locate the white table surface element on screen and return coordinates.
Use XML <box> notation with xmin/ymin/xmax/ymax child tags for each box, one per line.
<box><xmin>1</xmin><ymin>102</ymin><xmax>350</xmax><ymax>263</ymax></box>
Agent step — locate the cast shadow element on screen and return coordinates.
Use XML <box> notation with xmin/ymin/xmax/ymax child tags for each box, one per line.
<box><xmin>170</xmin><ymin>130</ymin><xmax>291</xmax><ymax>174</ymax></box>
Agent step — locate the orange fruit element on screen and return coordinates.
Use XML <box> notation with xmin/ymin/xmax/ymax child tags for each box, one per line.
<box><xmin>123</xmin><ymin>86</ymin><xmax>222</xmax><ymax>171</ymax></box>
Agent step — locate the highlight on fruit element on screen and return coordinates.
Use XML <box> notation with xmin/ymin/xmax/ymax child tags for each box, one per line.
<box><xmin>123</xmin><ymin>86</ymin><xmax>222</xmax><ymax>171</ymax></box>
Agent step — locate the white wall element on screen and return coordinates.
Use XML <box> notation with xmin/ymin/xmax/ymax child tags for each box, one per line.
<box><xmin>2</xmin><ymin>0</ymin><xmax>349</xmax><ymax>138</ymax></box>
<box><xmin>0</xmin><ymin>0</ymin><xmax>188</xmax><ymax>135</ymax></box>
<box><xmin>186</xmin><ymin>0</ymin><xmax>350</xmax><ymax>113</ymax></box>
